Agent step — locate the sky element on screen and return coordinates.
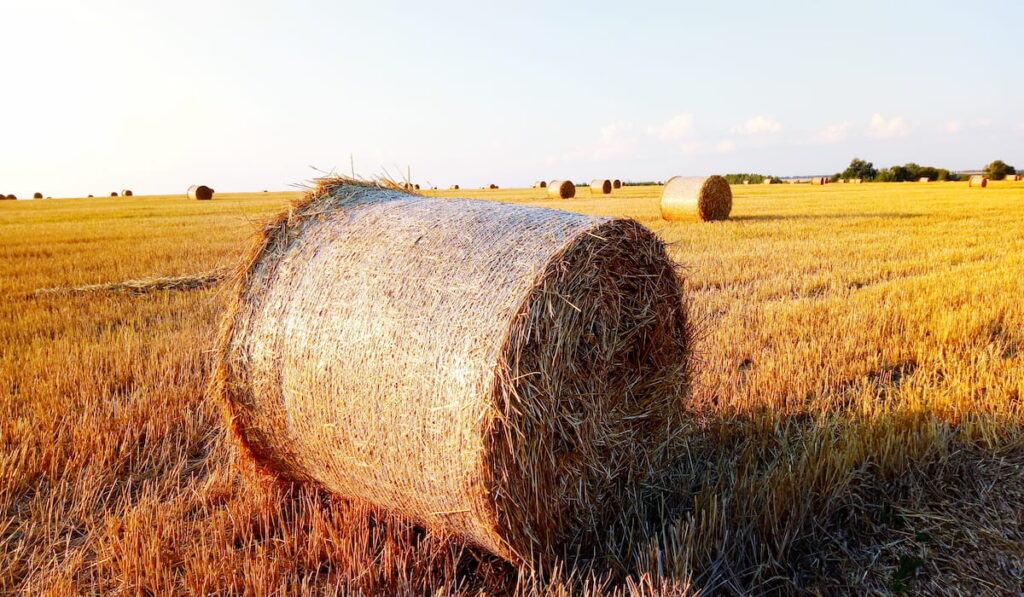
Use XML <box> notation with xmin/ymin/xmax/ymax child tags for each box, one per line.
<box><xmin>1</xmin><ymin>0</ymin><xmax>1022</xmax><ymax>197</ymax></box>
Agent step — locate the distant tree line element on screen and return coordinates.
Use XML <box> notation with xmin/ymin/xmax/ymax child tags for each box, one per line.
<box><xmin>832</xmin><ymin>158</ymin><xmax>1017</xmax><ymax>182</ymax></box>
<box><xmin>724</xmin><ymin>173</ymin><xmax>782</xmax><ymax>184</ymax></box>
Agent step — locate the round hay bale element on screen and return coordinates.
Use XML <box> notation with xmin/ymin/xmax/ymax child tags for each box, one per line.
<box><xmin>612</xmin><ymin>179</ymin><xmax>622</xmax><ymax>189</ymax></box>
<box><xmin>214</xmin><ymin>180</ymin><xmax>691</xmax><ymax>565</ymax></box>
<box><xmin>7</xmin><ymin>195</ymin><xmax>15</xmax><ymax>200</ymax></box>
<box><xmin>533</xmin><ymin>180</ymin><xmax>547</xmax><ymax>189</ymax></box>
<box><xmin>111</xmin><ymin>192</ymin><xmax>119</xmax><ymax>197</ymax></box>
<box><xmin>660</xmin><ymin>175</ymin><xmax>732</xmax><ymax>222</ymax></box>
<box><xmin>450</xmin><ymin>184</ymin><xmax>460</xmax><ymax>190</ymax></box>
<box><xmin>969</xmin><ymin>175</ymin><xmax>987</xmax><ymax>188</ymax></box>
<box><xmin>33</xmin><ymin>192</ymin><xmax>43</xmax><ymax>199</ymax></box>
<box><xmin>918</xmin><ymin>177</ymin><xmax>929</xmax><ymax>183</ymax></box>
<box><xmin>87</xmin><ymin>194</ymin><xmax>94</xmax><ymax>198</ymax></box>
<box><xmin>188</xmin><ymin>185</ymin><xmax>215</xmax><ymax>200</ymax></box>
<box><xmin>590</xmin><ymin>179</ymin><xmax>612</xmax><ymax>195</ymax></box>
<box><xmin>489</xmin><ymin>183</ymin><xmax>499</xmax><ymax>189</ymax></box>
<box><xmin>546</xmin><ymin>180</ymin><xmax>575</xmax><ymax>199</ymax></box>
<box><xmin>122</xmin><ymin>189</ymin><xmax>134</xmax><ymax>196</ymax></box>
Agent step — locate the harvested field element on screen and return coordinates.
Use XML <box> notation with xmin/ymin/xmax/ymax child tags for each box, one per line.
<box><xmin>1</xmin><ymin>183</ymin><xmax>1023</xmax><ymax>595</ymax></box>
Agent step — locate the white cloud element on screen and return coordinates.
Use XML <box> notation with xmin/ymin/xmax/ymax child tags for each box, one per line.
<box><xmin>945</xmin><ymin>118</ymin><xmax>992</xmax><ymax>134</ymax></box>
<box><xmin>868</xmin><ymin>113</ymin><xmax>909</xmax><ymax>138</ymax></box>
<box><xmin>817</xmin><ymin>122</ymin><xmax>851</xmax><ymax>143</ymax></box>
<box><xmin>546</xmin><ymin>121</ymin><xmax>637</xmax><ymax>164</ymax></box>
<box><xmin>714</xmin><ymin>139</ymin><xmax>736</xmax><ymax>153</ymax></box>
<box><xmin>730</xmin><ymin>115</ymin><xmax>783</xmax><ymax>136</ymax></box>
<box><xmin>678</xmin><ymin>141</ymin><xmax>701</xmax><ymax>154</ymax></box>
<box><xmin>647</xmin><ymin>113</ymin><xmax>695</xmax><ymax>140</ymax></box>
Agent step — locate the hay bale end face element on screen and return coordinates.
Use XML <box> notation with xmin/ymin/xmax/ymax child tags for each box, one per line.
<box><xmin>612</xmin><ymin>179</ymin><xmax>622</xmax><ymax>189</ymax></box>
<box><xmin>660</xmin><ymin>175</ymin><xmax>733</xmax><ymax>222</ymax></box>
<box><xmin>214</xmin><ymin>180</ymin><xmax>691</xmax><ymax>566</ymax></box>
<box><xmin>188</xmin><ymin>185</ymin><xmax>215</xmax><ymax>200</ymax></box>
<box><xmin>449</xmin><ymin>184</ymin><xmax>460</xmax><ymax>190</ymax></box>
<box><xmin>122</xmin><ymin>189</ymin><xmax>134</xmax><ymax>196</ymax></box>
<box><xmin>969</xmin><ymin>175</ymin><xmax>988</xmax><ymax>188</ymax></box>
<box><xmin>590</xmin><ymin>179</ymin><xmax>612</xmax><ymax>195</ymax></box>
<box><xmin>33</xmin><ymin>192</ymin><xmax>43</xmax><ymax>199</ymax></box>
<box><xmin>546</xmin><ymin>180</ymin><xmax>576</xmax><ymax>199</ymax></box>
<box><xmin>111</xmin><ymin>192</ymin><xmax>119</xmax><ymax>197</ymax></box>
<box><xmin>4</xmin><ymin>195</ymin><xmax>14</xmax><ymax>200</ymax></box>
<box><xmin>489</xmin><ymin>183</ymin><xmax>499</xmax><ymax>189</ymax></box>
<box><xmin>534</xmin><ymin>181</ymin><xmax>547</xmax><ymax>188</ymax></box>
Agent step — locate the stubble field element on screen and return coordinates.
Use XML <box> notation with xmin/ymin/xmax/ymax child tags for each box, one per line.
<box><xmin>1</xmin><ymin>182</ymin><xmax>1022</xmax><ymax>595</ymax></box>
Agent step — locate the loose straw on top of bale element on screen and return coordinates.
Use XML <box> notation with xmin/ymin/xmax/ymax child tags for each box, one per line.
<box><xmin>969</xmin><ymin>175</ymin><xmax>987</xmax><ymax>188</ymax></box>
<box><xmin>188</xmin><ymin>185</ymin><xmax>215</xmax><ymax>200</ymax></box>
<box><xmin>546</xmin><ymin>180</ymin><xmax>575</xmax><ymax>199</ymax></box>
<box><xmin>660</xmin><ymin>175</ymin><xmax>732</xmax><ymax>221</ymax></box>
<box><xmin>213</xmin><ymin>179</ymin><xmax>692</xmax><ymax>567</ymax></box>
<box><xmin>590</xmin><ymin>179</ymin><xmax>612</xmax><ymax>195</ymax></box>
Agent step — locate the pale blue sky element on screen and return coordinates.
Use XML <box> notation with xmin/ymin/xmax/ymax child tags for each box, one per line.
<box><xmin>1</xmin><ymin>0</ymin><xmax>1021</xmax><ymax>196</ymax></box>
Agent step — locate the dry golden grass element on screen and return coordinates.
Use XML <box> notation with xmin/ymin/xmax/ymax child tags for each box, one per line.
<box><xmin>1</xmin><ymin>182</ymin><xmax>1022</xmax><ymax>595</ymax></box>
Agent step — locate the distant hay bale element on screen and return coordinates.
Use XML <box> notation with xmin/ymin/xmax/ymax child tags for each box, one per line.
<box><xmin>122</xmin><ymin>189</ymin><xmax>134</xmax><ymax>196</ymax></box>
<box><xmin>763</xmin><ymin>178</ymin><xmax>777</xmax><ymax>185</ymax></box>
<box><xmin>918</xmin><ymin>177</ymin><xmax>930</xmax><ymax>183</ymax></box>
<box><xmin>546</xmin><ymin>180</ymin><xmax>576</xmax><ymax>199</ymax></box>
<box><xmin>489</xmin><ymin>183</ymin><xmax>499</xmax><ymax>189</ymax></box>
<box><xmin>1006</xmin><ymin>174</ymin><xmax>1021</xmax><ymax>182</ymax></box>
<box><xmin>612</xmin><ymin>179</ymin><xmax>622</xmax><ymax>189</ymax></box>
<box><xmin>414</xmin><ymin>184</ymin><xmax>421</xmax><ymax>190</ymax></box>
<box><xmin>450</xmin><ymin>184</ymin><xmax>460</xmax><ymax>190</ymax></box>
<box><xmin>111</xmin><ymin>192</ymin><xmax>119</xmax><ymax>197</ymax></box>
<box><xmin>188</xmin><ymin>185</ymin><xmax>215</xmax><ymax>200</ymax></box>
<box><xmin>534</xmin><ymin>181</ymin><xmax>547</xmax><ymax>188</ymax></box>
<box><xmin>660</xmin><ymin>175</ymin><xmax>732</xmax><ymax>222</ymax></box>
<box><xmin>969</xmin><ymin>175</ymin><xmax>988</xmax><ymax>188</ymax></box>
<box><xmin>7</xmin><ymin>195</ymin><xmax>15</xmax><ymax>200</ymax></box>
<box><xmin>213</xmin><ymin>180</ymin><xmax>691</xmax><ymax>566</ymax></box>
<box><xmin>590</xmin><ymin>179</ymin><xmax>612</xmax><ymax>195</ymax></box>
<box><xmin>33</xmin><ymin>192</ymin><xmax>43</xmax><ymax>199</ymax></box>
<box><xmin>851</xmin><ymin>178</ymin><xmax>863</xmax><ymax>184</ymax></box>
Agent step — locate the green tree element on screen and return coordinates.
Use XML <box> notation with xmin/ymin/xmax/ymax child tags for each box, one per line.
<box><xmin>983</xmin><ymin>160</ymin><xmax>1017</xmax><ymax>180</ymax></box>
<box><xmin>840</xmin><ymin>158</ymin><xmax>878</xmax><ymax>181</ymax></box>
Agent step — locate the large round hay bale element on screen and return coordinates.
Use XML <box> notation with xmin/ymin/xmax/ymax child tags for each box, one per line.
<box><xmin>122</xmin><ymin>189</ymin><xmax>134</xmax><ymax>196</ymax></box>
<box><xmin>660</xmin><ymin>175</ymin><xmax>732</xmax><ymax>221</ymax></box>
<box><xmin>110</xmin><ymin>192</ymin><xmax>119</xmax><ymax>197</ymax></box>
<box><xmin>613</xmin><ymin>179</ymin><xmax>622</xmax><ymax>189</ymax></box>
<box><xmin>188</xmin><ymin>185</ymin><xmax>215</xmax><ymax>200</ymax></box>
<box><xmin>6</xmin><ymin>195</ymin><xmax>15</xmax><ymax>200</ymax></box>
<box><xmin>969</xmin><ymin>175</ymin><xmax>987</xmax><ymax>188</ymax></box>
<box><xmin>546</xmin><ymin>180</ymin><xmax>575</xmax><ymax>199</ymax></box>
<box><xmin>33</xmin><ymin>192</ymin><xmax>43</xmax><ymax>199</ymax></box>
<box><xmin>214</xmin><ymin>180</ymin><xmax>691</xmax><ymax>565</ymax></box>
<box><xmin>590</xmin><ymin>179</ymin><xmax>612</xmax><ymax>194</ymax></box>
